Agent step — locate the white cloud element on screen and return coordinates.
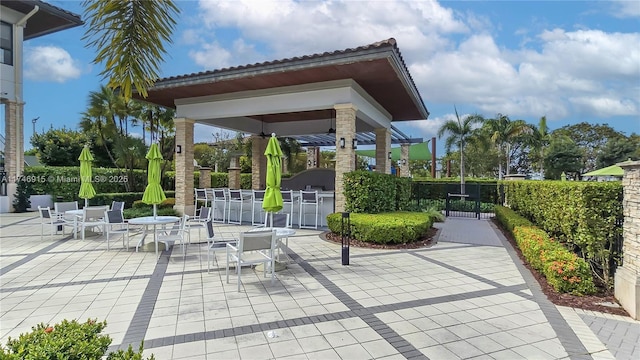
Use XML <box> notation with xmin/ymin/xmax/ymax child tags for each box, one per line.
<box><xmin>194</xmin><ymin>0</ymin><xmax>467</xmax><ymax>62</ymax></box>
<box><xmin>189</xmin><ymin>42</ymin><xmax>233</xmax><ymax>69</ymax></box>
<box><xmin>610</xmin><ymin>0</ymin><xmax>640</xmax><ymax>18</ymax></box>
<box><xmin>24</xmin><ymin>46</ymin><xmax>82</xmax><ymax>83</ymax></box>
<box><xmin>186</xmin><ymin>0</ymin><xmax>639</xmax><ymax>133</ymax></box>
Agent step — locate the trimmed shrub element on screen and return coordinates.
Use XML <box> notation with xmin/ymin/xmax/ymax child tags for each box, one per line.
<box><xmin>510</xmin><ymin>226</ymin><xmax>595</xmax><ymax>295</ymax></box>
<box><xmin>0</xmin><ymin>319</ymin><xmax>153</xmax><ymax>359</ymax></box>
<box><xmin>502</xmin><ymin>180</ymin><xmax>622</xmax><ymax>287</ymax></box>
<box><xmin>327</xmin><ymin>212</ymin><xmax>433</xmax><ymax>244</ymax></box>
<box><xmin>343</xmin><ymin>171</ymin><xmax>397</xmax><ymax>213</ymax></box>
<box><xmin>494</xmin><ymin>205</ymin><xmax>533</xmax><ymax>234</ymax></box>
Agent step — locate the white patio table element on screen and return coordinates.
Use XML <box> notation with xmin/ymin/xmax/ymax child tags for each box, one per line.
<box><xmin>129</xmin><ymin>216</ymin><xmax>180</xmax><ymax>255</ymax></box>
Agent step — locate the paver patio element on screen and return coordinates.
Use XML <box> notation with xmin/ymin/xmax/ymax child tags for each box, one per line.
<box><xmin>1</xmin><ymin>213</ymin><xmax>638</xmax><ymax>359</ymax></box>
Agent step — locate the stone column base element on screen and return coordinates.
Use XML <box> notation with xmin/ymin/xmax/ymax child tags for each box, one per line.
<box><xmin>615</xmin><ymin>267</ymin><xmax>640</xmax><ymax>320</ymax></box>
<box><xmin>173</xmin><ymin>204</ymin><xmax>195</xmax><ymax>217</ymax></box>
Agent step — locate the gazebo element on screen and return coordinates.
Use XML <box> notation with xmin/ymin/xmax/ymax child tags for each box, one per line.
<box><xmin>135</xmin><ymin>38</ymin><xmax>430</xmax><ymax>216</ymax></box>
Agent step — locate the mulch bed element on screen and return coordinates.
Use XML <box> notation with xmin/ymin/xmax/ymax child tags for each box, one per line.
<box><xmin>323</xmin><ymin>223</ymin><xmax>629</xmax><ymax>317</ymax></box>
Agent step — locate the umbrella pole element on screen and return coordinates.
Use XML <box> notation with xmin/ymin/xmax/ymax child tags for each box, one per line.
<box><xmin>85</xmin><ymin>198</ymin><xmax>88</xmax><ymax>208</ymax></box>
<box><xmin>153</xmin><ymin>204</ymin><xmax>157</xmax><ymax>218</ymax></box>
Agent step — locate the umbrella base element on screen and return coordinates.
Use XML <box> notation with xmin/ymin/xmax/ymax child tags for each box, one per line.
<box><xmin>139</xmin><ymin>242</ymin><xmax>168</xmax><ymax>252</ymax></box>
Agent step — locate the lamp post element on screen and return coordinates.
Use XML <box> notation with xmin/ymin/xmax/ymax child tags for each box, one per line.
<box><xmin>31</xmin><ymin>117</ymin><xmax>39</xmax><ymax>136</ymax></box>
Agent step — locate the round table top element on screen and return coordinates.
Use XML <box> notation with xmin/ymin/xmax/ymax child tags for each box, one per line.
<box><xmin>248</xmin><ymin>227</ymin><xmax>296</xmax><ymax>237</ymax></box>
<box><xmin>64</xmin><ymin>209</ymin><xmax>83</xmax><ymax>216</ymax></box>
<box><xmin>128</xmin><ymin>216</ymin><xmax>180</xmax><ymax>225</ymax></box>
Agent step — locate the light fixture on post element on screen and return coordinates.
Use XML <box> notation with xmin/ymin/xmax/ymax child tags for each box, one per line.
<box><xmin>339</xmin><ymin>137</ymin><xmax>345</xmax><ymax>149</ymax></box>
<box><xmin>308</xmin><ymin>160</ymin><xmax>312</xmax><ymax>167</ymax></box>
<box><xmin>176</xmin><ymin>145</ymin><xmax>182</xmax><ymax>154</ymax></box>
<box><xmin>352</xmin><ymin>138</ymin><xmax>357</xmax><ymax>149</ymax></box>
<box><xmin>388</xmin><ymin>151</ymin><xmax>392</xmax><ymax>160</ymax></box>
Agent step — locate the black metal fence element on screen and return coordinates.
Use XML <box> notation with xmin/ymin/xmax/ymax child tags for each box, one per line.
<box><xmin>411</xmin><ymin>182</ymin><xmax>504</xmax><ymax>219</ymax></box>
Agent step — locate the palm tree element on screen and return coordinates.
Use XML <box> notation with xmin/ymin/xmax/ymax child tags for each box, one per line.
<box><xmin>529</xmin><ymin>116</ymin><xmax>550</xmax><ymax>176</ymax></box>
<box><xmin>82</xmin><ymin>0</ymin><xmax>180</xmax><ymax>100</ymax></box>
<box><xmin>484</xmin><ymin>114</ymin><xmax>531</xmax><ymax>179</ymax></box>
<box><xmin>437</xmin><ymin>107</ymin><xmax>484</xmax><ymax>194</ymax></box>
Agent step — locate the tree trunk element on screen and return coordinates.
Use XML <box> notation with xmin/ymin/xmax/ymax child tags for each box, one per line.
<box><xmin>460</xmin><ymin>139</ymin><xmax>465</xmax><ymax>195</ymax></box>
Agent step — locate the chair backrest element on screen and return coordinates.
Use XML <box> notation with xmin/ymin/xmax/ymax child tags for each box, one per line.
<box><xmin>83</xmin><ymin>206</ymin><xmax>107</xmax><ymax>221</ymax></box>
<box><xmin>264</xmin><ymin>213</ymin><xmax>290</xmax><ymax>228</ymax></box>
<box><xmin>199</xmin><ymin>207</ymin><xmax>211</xmax><ymax>221</ymax></box>
<box><xmin>111</xmin><ymin>201</ymin><xmax>125</xmax><ymax>211</ymax></box>
<box><xmin>240</xmin><ymin>230</ymin><xmax>276</xmax><ymax>252</ymax></box>
<box><xmin>300</xmin><ymin>190</ymin><xmax>318</xmax><ymax>203</ymax></box>
<box><xmin>54</xmin><ymin>201</ymin><xmax>78</xmax><ymax>214</ymax></box>
<box><xmin>206</xmin><ymin>219</ymin><xmax>214</xmax><ymax>239</ymax></box>
<box><xmin>195</xmin><ymin>188</ymin><xmax>207</xmax><ymax>201</ymax></box>
<box><xmin>213</xmin><ymin>188</ymin><xmax>227</xmax><ymax>200</ymax></box>
<box><xmin>229</xmin><ymin>189</ymin><xmax>242</xmax><ymax>200</ymax></box>
<box><xmin>253</xmin><ymin>190</ymin><xmax>265</xmax><ymax>201</ymax></box>
<box><xmin>281</xmin><ymin>190</ymin><xmax>293</xmax><ymax>203</ymax></box>
<box><xmin>38</xmin><ymin>206</ymin><xmax>52</xmax><ymax>220</ymax></box>
<box><xmin>105</xmin><ymin>209</ymin><xmax>124</xmax><ymax>224</ymax></box>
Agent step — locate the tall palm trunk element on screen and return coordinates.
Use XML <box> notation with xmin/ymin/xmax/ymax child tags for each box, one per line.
<box><xmin>460</xmin><ymin>140</ymin><xmax>465</xmax><ymax>194</ymax></box>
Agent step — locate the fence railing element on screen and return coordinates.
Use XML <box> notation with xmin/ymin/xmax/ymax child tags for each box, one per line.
<box><xmin>411</xmin><ymin>182</ymin><xmax>504</xmax><ymax>219</ymax></box>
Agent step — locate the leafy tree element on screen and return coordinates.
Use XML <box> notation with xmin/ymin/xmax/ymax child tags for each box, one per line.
<box><xmin>31</xmin><ymin>128</ymin><xmax>89</xmax><ymax>166</ymax></box>
<box><xmin>553</xmin><ymin>122</ymin><xmax>626</xmax><ymax>172</ymax></box>
<box><xmin>482</xmin><ymin>114</ymin><xmax>531</xmax><ymax>179</ymax></box>
<box><xmin>596</xmin><ymin>137</ymin><xmax>639</xmax><ymax>167</ymax></box>
<box><xmin>83</xmin><ymin>0</ymin><xmax>180</xmax><ymax>100</ymax></box>
<box><xmin>543</xmin><ymin>136</ymin><xmax>583</xmax><ymax>179</ymax></box>
<box><xmin>437</xmin><ymin>108</ymin><xmax>484</xmax><ymax>193</ymax></box>
<box><xmin>279</xmin><ymin>138</ymin><xmax>303</xmax><ymax>172</ymax></box>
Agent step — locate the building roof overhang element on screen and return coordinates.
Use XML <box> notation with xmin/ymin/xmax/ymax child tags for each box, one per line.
<box><xmin>138</xmin><ymin>39</ymin><xmax>428</xmax><ymax>146</ymax></box>
<box><xmin>2</xmin><ymin>0</ymin><xmax>83</xmax><ymax>40</ymax></box>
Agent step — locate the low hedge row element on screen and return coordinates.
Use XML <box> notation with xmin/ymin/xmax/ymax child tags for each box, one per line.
<box><xmin>326</xmin><ymin>212</ymin><xmax>433</xmax><ymax>244</ymax></box>
<box><xmin>495</xmin><ymin>206</ymin><xmax>595</xmax><ymax>295</ymax></box>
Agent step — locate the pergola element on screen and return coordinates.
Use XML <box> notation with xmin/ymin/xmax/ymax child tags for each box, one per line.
<box><xmin>136</xmin><ymin>38</ymin><xmax>429</xmax><ymax>215</ymax></box>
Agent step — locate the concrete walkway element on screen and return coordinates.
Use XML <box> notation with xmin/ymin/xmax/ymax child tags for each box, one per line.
<box><xmin>1</xmin><ymin>213</ymin><xmax>638</xmax><ymax>359</ymax></box>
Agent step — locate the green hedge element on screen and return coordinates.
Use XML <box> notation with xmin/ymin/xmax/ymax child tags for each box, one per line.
<box><xmin>327</xmin><ymin>212</ymin><xmax>433</xmax><ymax>244</ymax></box>
<box><xmin>494</xmin><ymin>205</ymin><xmax>533</xmax><ymax>234</ymax></box>
<box><xmin>344</xmin><ymin>171</ymin><xmax>405</xmax><ymax>213</ymax></box>
<box><xmin>503</xmin><ymin>180</ymin><xmax>623</xmax><ymax>286</ymax></box>
<box><xmin>495</xmin><ymin>206</ymin><xmax>595</xmax><ymax>295</ymax></box>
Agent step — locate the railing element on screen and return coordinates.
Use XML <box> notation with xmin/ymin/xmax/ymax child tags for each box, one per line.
<box><xmin>411</xmin><ymin>182</ymin><xmax>504</xmax><ymax>219</ymax></box>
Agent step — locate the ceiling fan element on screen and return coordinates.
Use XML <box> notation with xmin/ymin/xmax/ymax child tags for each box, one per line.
<box><xmin>259</xmin><ymin>118</ymin><xmax>268</xmax><ymax>138</ymax></box>
<box><xmin>327</xmin><ymin>110</ymin><xmax>336</xmax><ymax>134</ymax></box>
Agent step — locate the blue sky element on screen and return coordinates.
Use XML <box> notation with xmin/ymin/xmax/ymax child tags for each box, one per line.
<box><xmin>12</xmin><ymin>0</ymin><xmax>640</xmax><ymax>156</ymax></box>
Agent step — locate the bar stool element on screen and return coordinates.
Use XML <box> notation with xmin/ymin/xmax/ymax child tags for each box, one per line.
<box><xmin>211</xmin><ymin>188</ymin><xmax>228</xmax><ymax>223</ymax></box>
<box><xmin>228</xmin><ymin>189</ymin><xmax>251</xmax><ymax>225</ymax></box>
<box><xmin>299</xmin><ymin>190</ymin><xmax>319</xmax><ymax>229</ymax></box>
<box><xmin>281</xmin><ymin>190</ymin><xmax>294</xmax><ymax>227</ymax></box>
<box><xmin>252</xmin><ymin>190</ymin><xmax>266</xmax><ymax>225</ymax></box>
<box><xmin>194</xmin><ymin>188</ymin><xmax>208</xmax><ymax>217</ymax></box>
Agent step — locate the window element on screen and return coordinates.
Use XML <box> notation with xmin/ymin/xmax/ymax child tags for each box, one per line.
<box><xmin>1</xmin><ymin>22</ymin><xmax>12</xmax><ymax>66</ymax></box>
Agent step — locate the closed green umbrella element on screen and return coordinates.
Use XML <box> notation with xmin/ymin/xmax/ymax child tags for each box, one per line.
<box><xmin>78</xmin><ymin>145</ymin><xmax>96</xmax><ymax>207</ymax></box>
<box><xmin>142</xmin><ymin>143</ymin><xmax>166</xmax><ymax>218</ymax></box>
<box><xmin>263</xmin><ymin>134</ymin><xmax>283</xmax><ymax>225</ymax></box>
